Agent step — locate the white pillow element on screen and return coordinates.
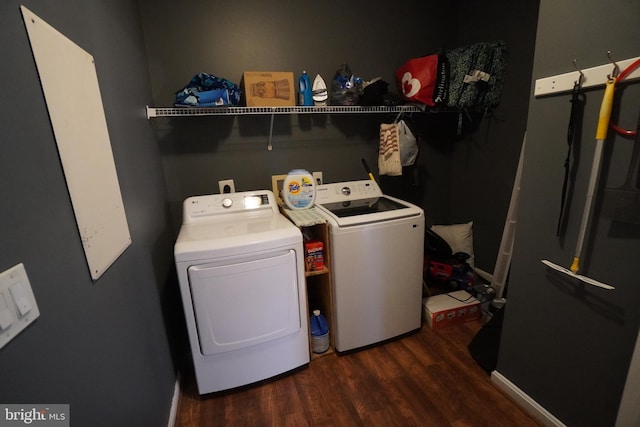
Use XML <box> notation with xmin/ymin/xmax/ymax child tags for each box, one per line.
<box><xmin>431</xmin><ymin>222</ymin><xmax>475</xmax><ymax>269</ymax></box>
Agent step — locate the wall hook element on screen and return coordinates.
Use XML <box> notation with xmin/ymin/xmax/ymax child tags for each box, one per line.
<box><xmin>607</xmin><ymin>50</ymin><xmax>620</xmax><ymax>78</ymax></box>
<box><xmin>573</xmin><ymin>59</ymin><xmax>585</xmax><ymax>86</ymax></box>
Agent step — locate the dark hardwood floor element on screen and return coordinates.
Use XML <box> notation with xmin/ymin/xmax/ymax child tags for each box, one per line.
<box><xmin>174</xmin><ymin>319</ymin><xmax>541</xmax><ymax>427</ymax></box>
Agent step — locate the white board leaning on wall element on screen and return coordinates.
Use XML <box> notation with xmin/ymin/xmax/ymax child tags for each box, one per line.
<box><xmin>21</xmin><ymin>6</ymin><xmax>131</xmax><ymax>280</ymax></box>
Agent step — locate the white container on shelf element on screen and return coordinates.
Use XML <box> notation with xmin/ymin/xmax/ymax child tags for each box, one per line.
<box><xmin>283</xmin><ymin>169</ymin><xmax>316</xmax><ymax>210</ymax></box>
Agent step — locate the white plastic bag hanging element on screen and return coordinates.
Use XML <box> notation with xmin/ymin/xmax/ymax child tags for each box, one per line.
<box><xmin>378</xmin><ymin>120</ymin><xmax>418</xmax><ymax>176</ymax></box>
<box><xmin>398</xmin><ymin>119</ymin><xmax>418</xmax><ymax>166</ymax></box>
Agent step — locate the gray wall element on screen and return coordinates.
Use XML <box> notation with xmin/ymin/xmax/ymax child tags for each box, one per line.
<box><xmin>0</xmin><ymin>0</ymin><xmax>553</xmax><ymax>425</ymax></box>
<box><xmin>452</xmin><ymin>1</ymin><xmax>539</xmax><ymax>271</ymax></box>
<box><xmin>139</xmin><ymin>0</ymin><xmax>539</xmax><ymax>275</ymax></box>
<box><xmin>0</xmin><ymin>1</ymin><xmax>177</xmax><ymax>426</ymax></box>
<box><xmin>498</xmin><ymin>0</ymin><xmax>640</xmax><ymax>426</ymax></box>
<box><xmin>139</xmin><ymin>0</ymin><xmax>459</xmax><ymax>236</ymax></box>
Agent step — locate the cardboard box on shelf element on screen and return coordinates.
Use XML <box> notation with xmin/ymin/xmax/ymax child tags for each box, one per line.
<box><xmin>423</xmin><ymin>290</ymin><xmax>480</xmax><ymax>329</ymax></box>
<box><xmin>242</xmin><ymin>71</ymin><xmax>295</xmax><ymax>107</ymax></box>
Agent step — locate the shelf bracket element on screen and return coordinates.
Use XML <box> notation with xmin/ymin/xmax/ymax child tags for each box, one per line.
<box><xmin>268</xmin><ymin>109</ymin><xmax>275</xmax><ymax>151</ymax></box>
<box><xmin>535</xmin><ymin>56</ymin><xmax>640</xmax><ymax>97</ymax></box>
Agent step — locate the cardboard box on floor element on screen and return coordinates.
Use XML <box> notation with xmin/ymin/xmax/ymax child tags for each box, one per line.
<box><xmin>423</xmin><ymin>290</ymin><xmax>480</xmax><ymax>329</ymax></box>
<box><xmin>242</xmin><ymin>72</ymin><xmax>295</xmax><ymax>107</ymax></box>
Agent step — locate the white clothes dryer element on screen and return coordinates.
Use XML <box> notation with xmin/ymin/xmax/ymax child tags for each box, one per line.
<box><xmin>174</xmin><ymin>190</ymin><xmax>309</xmax><ymax>394</ymax></box>
<box><xmin>314</xmin><ymin>180</ymin><xmax>425</xmax><ymax>352</ymax></box>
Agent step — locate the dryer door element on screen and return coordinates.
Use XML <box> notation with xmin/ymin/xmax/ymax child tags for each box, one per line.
<box><xmin>188</xmin><ymin>249</ymin><xmax>301</xmax><ymax>355</ymax></box>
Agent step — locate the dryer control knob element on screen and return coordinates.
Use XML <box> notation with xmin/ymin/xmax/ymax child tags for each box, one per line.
<box><xmin>222</xmin><ymin>198</ymin><xmax>233</xmax><ymax>208</ymax></box>
<box><xmin>341</xmin><ymin>186</ymin><xmax>351</xmax><ymax>196</ymax></box>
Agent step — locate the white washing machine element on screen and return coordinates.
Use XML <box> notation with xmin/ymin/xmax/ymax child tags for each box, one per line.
<box><xmin>174</xmin><ymin>190</ymin><xmax>309</xmax><ymax>394</ymax></box>
<box><xmin>314</xmin><ymin>180</ymin><xmax>425</xmax><ymax>352</ymax></box>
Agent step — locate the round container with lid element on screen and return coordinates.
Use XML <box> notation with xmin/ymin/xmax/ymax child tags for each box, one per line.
<box><xmin>283</xmin><ymin>169</ymin><xmax>316</xmax><ymax>210</ymax></box>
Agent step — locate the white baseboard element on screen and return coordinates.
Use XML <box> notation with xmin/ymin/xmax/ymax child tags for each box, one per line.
<box><xmin>491</xmin><ymin>370</ymin><xmax>566</xmax><ymax>427</ymax></box>
<box><xmin>167</xmin><ymin>374</ymin><xmax>181</xmax><ymax>427</ymax></box>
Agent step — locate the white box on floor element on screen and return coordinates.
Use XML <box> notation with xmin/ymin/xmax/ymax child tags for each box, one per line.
<box><xmin>423</xmin><ymin>290</ymin><xmax>480</xmax><ymax>329</ymax></box>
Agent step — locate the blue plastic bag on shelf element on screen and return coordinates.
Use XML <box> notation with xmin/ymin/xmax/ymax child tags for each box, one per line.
<box><xmin>330</xmin><ymin>63</ymin><xmax>361</xmax><ymax>106</ymax></box>
<box><xmin>175</xmin><ymin>72</ymin><xmax>242</xmax><ymax>107</ymax></box>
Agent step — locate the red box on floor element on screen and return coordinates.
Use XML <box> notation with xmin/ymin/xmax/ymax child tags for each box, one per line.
<box><xmin>423</xmin><ymin>290</ymin><xmax>480</xmax><ymax>329</ymax></box>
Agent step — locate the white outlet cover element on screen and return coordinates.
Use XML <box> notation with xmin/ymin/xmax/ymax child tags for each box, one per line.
<box><xmin>218</xmin><ymin>179</ymin><xmax>235</xmax><ymax>194</ymax></box>
<box><xmin>312</xmin><ymin>171</ymin><xmax>323</xmax><ymax>185</ymax></box>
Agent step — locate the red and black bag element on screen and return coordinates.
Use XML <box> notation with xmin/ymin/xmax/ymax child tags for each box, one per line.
<box><xmin>395</xmin><ymin>51</ymin><xmax>448</xmax><ymax>107</ymax></box>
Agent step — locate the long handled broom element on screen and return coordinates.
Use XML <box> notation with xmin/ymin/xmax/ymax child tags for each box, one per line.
<box><xmin>541</xmin><ymin>76</ymin><xmax>617</xmax><ymax>290</ymax></box>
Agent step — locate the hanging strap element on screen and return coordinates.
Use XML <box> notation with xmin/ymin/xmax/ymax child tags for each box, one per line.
<box><xmin>556</xmin><ymin>80</ymin><xmax>584</xmax><ymax>236</ymax></box>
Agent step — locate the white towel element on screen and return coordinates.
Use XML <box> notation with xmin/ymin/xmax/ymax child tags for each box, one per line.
<box><xmin>378</xmin><ymin>123</ymin><xmax>402</xmax><ymax>176</ymax></box>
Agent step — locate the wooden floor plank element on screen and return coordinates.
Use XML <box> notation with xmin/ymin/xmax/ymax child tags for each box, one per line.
<box><xmin>174</xmin><ymin>320</ymin><xmax>542</xmax><ymax>427</ymax></box>
<box><xmin>309</xmin><ymin>356</ymin><xmax>365</xmax><ymax>427</ymax></box>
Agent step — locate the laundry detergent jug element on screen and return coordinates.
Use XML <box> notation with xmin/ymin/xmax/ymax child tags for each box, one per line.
<box><xmin>310</xmin><ymin>309</ymin><xmax>330</xmax><ymax>353</ymax></box>
<box><xmin>298</xmin><ymin>71</ymin><xmax>313</xmax><ymax>106</ymax></box>
<box><xmin>283</xmin><ymin>169</ymin><xmax>315</xmax><ymax>210</ymax></box>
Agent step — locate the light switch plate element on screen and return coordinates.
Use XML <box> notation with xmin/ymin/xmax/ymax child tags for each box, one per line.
<box><xmin>0</xmin><ymin>263</ymin><xmax>40</xmax><ymax>349</ymax></box>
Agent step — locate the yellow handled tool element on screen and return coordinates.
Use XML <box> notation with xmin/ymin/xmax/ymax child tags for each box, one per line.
<box><xmin>361</xmin><ymin>158</ymin><xmax>376</xmax><ymax>182</ymax></box>
<box><xmin>570</xmin><ymin>76</ymin><xmax>615</xmax><ymax>274</ymax></box>
<box><xmin>542</xmin><ymin>77</ymin><xmax>616</xmax><ymax>290</ymax></box>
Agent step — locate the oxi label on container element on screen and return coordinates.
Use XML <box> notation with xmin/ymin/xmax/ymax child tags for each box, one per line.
<box><xmin>283</xmin><ymin>169</ymin><xmax>315</xmax><ymax>210</ymax></box>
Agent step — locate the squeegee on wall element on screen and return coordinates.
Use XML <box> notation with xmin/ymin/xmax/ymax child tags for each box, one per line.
<box><xmin>541</xmin><ymin>76</ymin><xmax>616</xmax><ymax>290</ymax></box>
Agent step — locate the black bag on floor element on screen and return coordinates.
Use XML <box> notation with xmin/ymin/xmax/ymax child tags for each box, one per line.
<box><xmin>468</xmin><ymin>304</ymin><xmax>505</xmax><ymax>374</ymax></box>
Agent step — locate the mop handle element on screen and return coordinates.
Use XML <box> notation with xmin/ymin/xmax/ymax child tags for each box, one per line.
<box><xmin>570</xmin><ymin>77</ymin><xmax>616</xmax><ymax>273</ymax></box>
<box><xmin>361</xmin><ymin>158</ymin><xmax>375</xmax><ymax>181</ymax></box>
<box><xmin>596</xmin><ymin>77</ymin><xmax>616</xmax><ymax>140</ymax></box>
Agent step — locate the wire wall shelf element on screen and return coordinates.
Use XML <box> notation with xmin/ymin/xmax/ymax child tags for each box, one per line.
<box><xmin>146</xmin><ymin>105</ymin><xmax>423</xmax><ymax>118</ymax></box>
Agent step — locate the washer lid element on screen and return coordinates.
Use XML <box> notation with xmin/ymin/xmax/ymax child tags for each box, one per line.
<box><xmin>319</xmin><ymin>196</ymin><xmax>408</xmax><ymax>218</ymax></box>
<box><xmin>314</xmin><ymin>180</ymin><xmax>423</xmax><ymax>226</ymax></box>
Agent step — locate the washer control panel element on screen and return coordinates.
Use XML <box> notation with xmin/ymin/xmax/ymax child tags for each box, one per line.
<box><xmin>315</xmin><ymin>180</ymin><xmax>382</xmax><ymax>203</ymax></box>
<box><xmin>183</xmin><ymin>191</ymin><xmax>274</xmax><ymax>223</ymax></box>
